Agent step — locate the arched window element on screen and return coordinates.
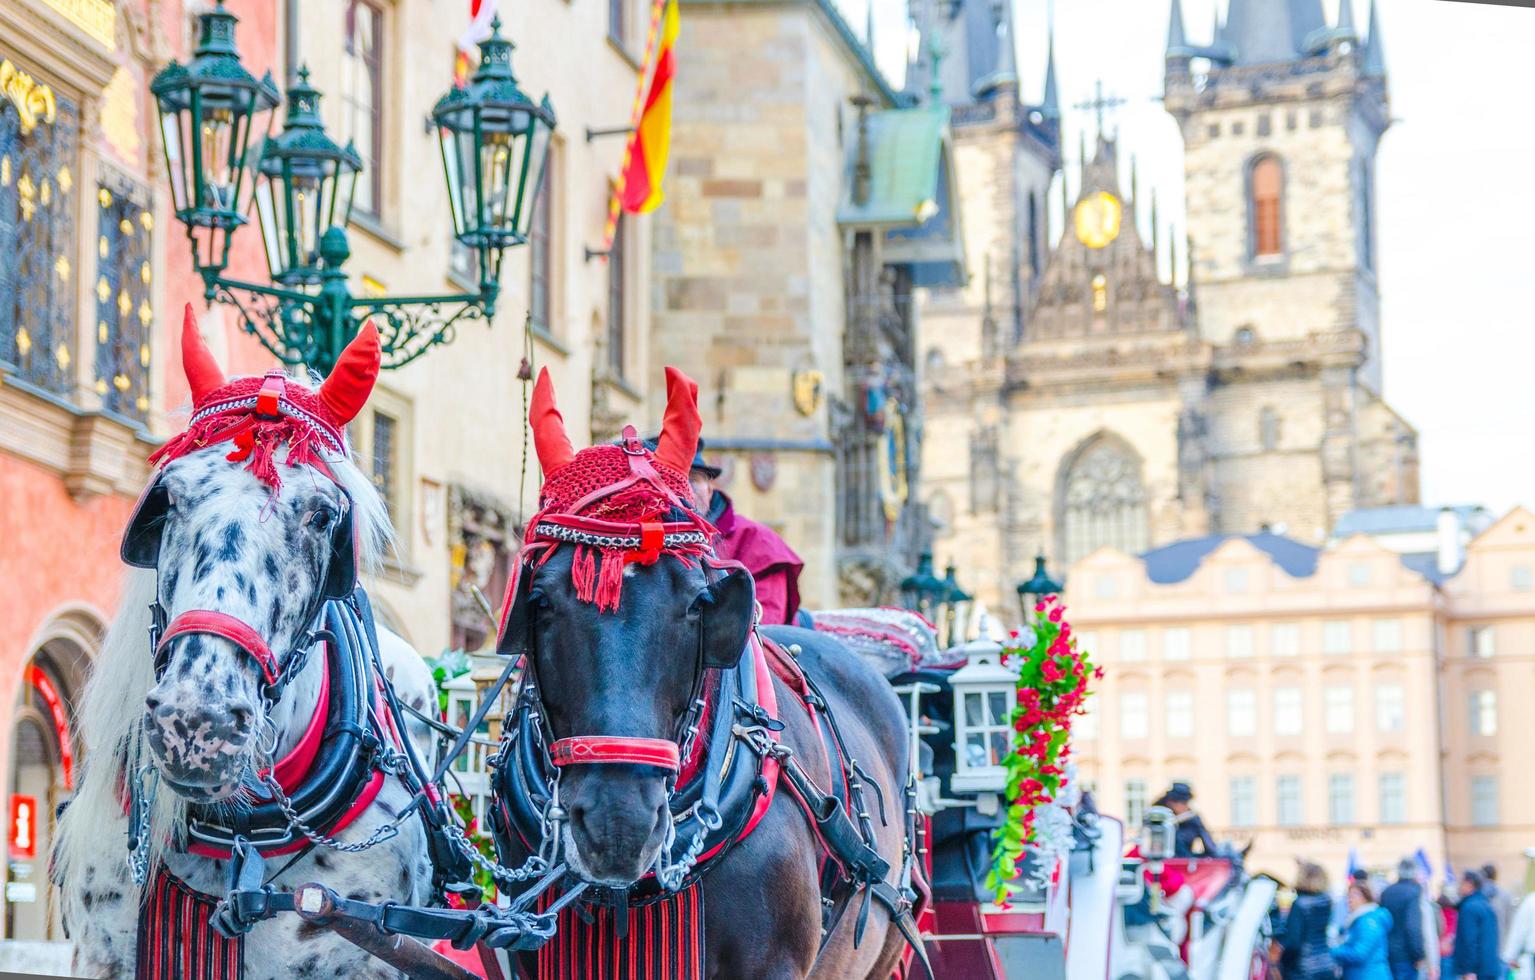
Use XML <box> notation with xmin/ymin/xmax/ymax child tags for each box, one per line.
<box><xmin>1258</xmin><ymin>406</ymin><xmax>1281</xmax><ymax>451</ymax></box>
<box><xmin>1058</xmin><ymin>435</ymin><xmax>1148</xmax><ymax>566</ymax></box>
<box><xmin>1249</xmin><ymin>154</ymin><xmax>1283</xmax><ymax>257</ymax></box>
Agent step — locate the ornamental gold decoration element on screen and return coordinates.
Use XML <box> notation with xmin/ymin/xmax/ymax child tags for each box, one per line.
<box><xmin>1073</xmin><ymin>191</ymin><xmax>1123</xmax><ymax>249</ymax></box>
<box><xmin>0</xmin><ymin>60</ymin><xmax>58</xmax><ymax>135</ymax></box>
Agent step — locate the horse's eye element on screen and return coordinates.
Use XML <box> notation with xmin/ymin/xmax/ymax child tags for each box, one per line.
<box><xmin>308</xmin><ymin>508</ymin><xmax>334</xmax><ymax>531</ymax></box>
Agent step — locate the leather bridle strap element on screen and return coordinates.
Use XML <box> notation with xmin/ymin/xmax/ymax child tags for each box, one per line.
<box><xmin>549</xmin><ymin>736</ymin><xmax>681</xmax><ymax>772</ymax></box>
<box><xmin>156</xmin><ymin>610</ymin><xmax>282</xmax><ymax>689</ymax></box>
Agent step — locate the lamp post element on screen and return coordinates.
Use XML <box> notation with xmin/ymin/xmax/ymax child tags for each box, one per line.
<box><xmin>151</xmin><ymin>4</ymin><xmax>555</xmax><ymax>374</ymax></box>
<box><xmin>900</xmin><ymin>553</ymin><xmax>972</xmax><ymax>649</ymax></box>
<box><xmin>941</xmin><ymin>562</ymin><xmax>973</xmax><ymax>648</ymax></box>
<box><xmin>1015</xmin><ymin>553</ymin><xmax>1064</xmax><ymax>625</ymax></box>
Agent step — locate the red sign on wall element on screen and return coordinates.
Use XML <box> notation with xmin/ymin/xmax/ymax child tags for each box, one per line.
<box><xmin>10</xmin><ymin>795</ymin><xmax>37</xmax><ymax>859</ymax></box>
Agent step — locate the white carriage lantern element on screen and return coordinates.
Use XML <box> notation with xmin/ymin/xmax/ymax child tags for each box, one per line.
<box><xmin>948</xmin><ymin>638</ymin><xmax>1020</xmax><ymax>794</ymax></box>
<box><xmin>1142</xmin><ymin>805</ymin><xmax>1178</xmax><ymax>861</ymax></box>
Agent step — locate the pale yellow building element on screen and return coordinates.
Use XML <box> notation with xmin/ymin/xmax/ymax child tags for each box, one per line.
<box><xmin>1067</xmin><ymin>505</ymin><xmax>1535</xmax><ymax>886</ymax></box>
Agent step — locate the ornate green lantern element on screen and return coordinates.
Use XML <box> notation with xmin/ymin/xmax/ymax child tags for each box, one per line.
<box><xmin>251</xmin><ymin>68</ymin><xmax>362</xmax><ymax>286</ymax></box>
<box><xmin>150</xmin><ymin>0</ymin><xmax>278</xmax><ymax>278</ymax></box>
<box><xmin>1016</xmin><ymin>553</ymin><xmax>1065</xmax><ymax>623</ymax></box>
<box><xmin>432</xmin><ymin>18</ymin><xmax>556</xmax><ymax>258</ymax></box>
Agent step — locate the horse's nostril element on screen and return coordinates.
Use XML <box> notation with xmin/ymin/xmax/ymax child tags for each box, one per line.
<box><xmin>227</xmin><ymin>700</ymin><xmax>255</xmax><ymax>729</ymax></box>
<box><xmin>144</xmin><ymin>692</ymin><xmax>162</xmax><ymax>713</ymax></box>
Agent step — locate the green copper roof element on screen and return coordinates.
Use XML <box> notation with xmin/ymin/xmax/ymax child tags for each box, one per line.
<box><xmin>838</xmin><ymin>106</ymin><xmax>950</xmax><ymax>228</ymax></box>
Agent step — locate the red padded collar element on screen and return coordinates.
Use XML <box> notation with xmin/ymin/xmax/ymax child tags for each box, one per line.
<box><xmin>549</xmin><ymin>736</ymin><xmax>681</xmax><ymax>772</ymax></box>
<box><xmin>157</xmin><ymin>610</ymin><xmax>281</xmax><ymax>689</ymax></box>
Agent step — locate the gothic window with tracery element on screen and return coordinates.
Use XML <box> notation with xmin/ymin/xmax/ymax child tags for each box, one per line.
<box><xmin>1249</xmin><ymin>154</ymin><xmax>1283</xmax><ymax>257</ymax></box>
<box><xmin>94</xmin><ymin>175</ymin><xmax>154</xmax><ymax>421</ymax></box>
<box><xmin>1059</xmin><ymin>436</ymin><xmax>1148</xmax><ymax>565</ymax></box>
<box><xmin>0</xmin><ymin>90</ymin><xmax>78</xmax><ymax>398</ymax></box>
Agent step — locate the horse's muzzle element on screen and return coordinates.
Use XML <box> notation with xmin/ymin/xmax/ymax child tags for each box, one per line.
<box><xmin>562</xmin><ymin>768</ymin><xmax>671</xmax><ymax>886</ymax></box>
<box><xmin>142</xmin><ymin>690</ymin><xmax>257</xmax><ymax>799</ymax></box>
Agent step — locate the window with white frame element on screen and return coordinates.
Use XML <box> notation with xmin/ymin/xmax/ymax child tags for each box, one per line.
<box><xmin>1166</xmin><ymin>690</ymin><xmax>1194</xmax><ymax>738</ymax></box>
<box><xmin>1274</xmin><ymin>687</ymin><xmax>1303</xmax><ymax>736</ymax></box>
<box><xmin>1120</xmin><ymin>692</ymin><xmax>1148</xmax><ymax>740</ymax></box>
<box><xmin>1276</xmin><ymin>775</ymin><xmax>1303</xmax><ymax>826</ymax></box>
<box><xmin>1323</xmin><ymin>620</ymin><xmax>1352</xmax><ymax>655</ymax></box>
<box><xmin>1162</xmin><ymin>627</ymin><xmax>1191</xmax><ymax>661</ymax></box>
<box><xmin>1077</xmin><ymin>631</ymin><xmax>1098</xmax><ymax>661</ymax></box>
<box><xmin>1119</xmin><ymin>629</ymin><xmax>1147</xmax><ymax>662</ymax></box>
<box><xmin>1513</xmin><ymin>564</ymin><xmax>1533</xmax><ymax>591</ymax></box>
<box><xmin>1372</xmin><ymin>618</ymin><xmax>1402</xmax><ymax>653</ymax></box>
<box><xmin>1227</xmin><ymin>689</ymin><xmax>1256</xmax><ymax>737</ymax></box>
<box><xmin>1229</xmin><ymin>776</ymin><xmax>1256</xmax><ymax>827</ymax></box>
<box><xmin>1378</xmin><ymin>772</ymin><xmax>1407</xmax><ymax>824</ymax></box>
<box><xmin>1347</xmin><ymin>561</ymin><xmax>1373</xmax><ymax>587</ymax></box>
<box><xmin>1471</xmin><ymin>775</ymin><xmax>1499</xmax><ymax>827</ymax></box>
<box><xmin>1470</xmin><ymin>690</ymin><xmax>1497</xmax><ymax>737</ymax></box>
<box><xmin>1226</xmin><ymin>624</ymin><xmax>1254</xmax><ymax>659</ymax></box>
<box><xmin>1470</xmin><ymin>626</ymin><xmax>1495</xmax><ymax>658</ymax></box>
<box><xmin>1324</xmin><ymin>686</ymin><xmax>1355</xmax><ymax>734</ymax></box>
<box><xmin>1125</xmin><ymin>778</ymin><xmax>1148</xmax><ymax>828</ymax></box>
<box><xmin>1271</xmin><ymin>622</ymin><xmax>1300</xmax><ymax>657</ymax></box>
<box><xmin>1374</xmin><ymin>684</ymin><xmax>1405</xmax><ymax>733</ymax></box>
<box><xmin>1328</xmin><ymin>773</ymin><xmax>1355</xmax><ymax>825</ymax></box>
<box><xmin>1225</xmin><ymin>567</ymin><xmax>1249</xmax><ymax>593</ymax></box>
<box><xmin>1076</xmin><ymin>697</ymin><xmax>1099</xmax><ymax>739</ymax></box>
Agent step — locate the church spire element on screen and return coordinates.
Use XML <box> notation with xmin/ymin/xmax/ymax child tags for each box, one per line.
<box><xmin>1362</xmin><ymin>0</ymin><xmax>1386</xmax><ymax>76</ymax></box>
<box><xmin>1040</xmin><ymin>26</ymin><xmax>1060</xmax><ymax>118</ymax></box>
<box><xmin>1336</xmin><ymin>0</ymin><xmax>1357</xmax><ymax>37</ymax></box>
<box><xmin>1166</xmin><ymin>0</ymin><xmax>1189</xmax><ymax>54</ymax></box>
<box><xmin>975</xmin><ymin>0</ymin><xmax>1018</xmax><ymax>97</ymax></box>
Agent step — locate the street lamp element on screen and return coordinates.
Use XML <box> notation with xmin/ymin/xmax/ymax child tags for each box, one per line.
<box><xmin>1015</xmin><ymin>553</ymin><xmax>1064</xmax><ymax>624</ymax></box>
<box><xmin>900</xmin><ymin>552</ymin><xmax>949</xmax><ymax>628</ymax></box>
<box><xmin>151</xmin><ymin>4</ymin><xmax>555</xmax><ymax>374</ymax></box>
<box><xmin>941</xmin><ymin>562</ymin><xmax>973</xmax><ymax>648</ymax></box>
<box><xmin>149</xmin><ymin>0</ymin><xmax>278</xmax><ymax>278</ymax></box>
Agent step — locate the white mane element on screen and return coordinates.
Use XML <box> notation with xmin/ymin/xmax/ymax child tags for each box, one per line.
<box><xmin>54</xmin><ymin>405</ymin><xmax>395</xmax><ymax>921</ymax></box>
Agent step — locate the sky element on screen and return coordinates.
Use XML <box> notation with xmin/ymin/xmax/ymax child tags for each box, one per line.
<box><xmin>840</xmin><ymin>0</ymin><xmax>1535</xmax><ymax>517</ymax></box>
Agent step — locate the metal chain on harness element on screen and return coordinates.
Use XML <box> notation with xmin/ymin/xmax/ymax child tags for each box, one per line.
<box><xmin>127</xmin><ymin>764</ymin><xmax>159</xmax><ymax>886</ymax></box>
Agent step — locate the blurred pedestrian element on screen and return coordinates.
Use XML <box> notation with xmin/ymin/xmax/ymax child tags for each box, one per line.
<box><xmin>1333</xmin><ymin>880</ymin><xmax>1395</xmax><ymax>980</ymax></box>
<box><xmin>1454</xmin><ymin>870</ymin><xmax>1501</xmax><ymax>980</ymax></box>
<box><xmin>1482</xmin><ymin>864</ymin><xmax>1512</xmax><ymax>947</ymax></box>
<box><xmin>1381</xmin><ymin>858</ymin><xmax>1427</xmax><ymax>980</ymax></box>
<box><xmin>1152</xmin><ymin>782</ymin><xmax>1217</xmax><ymax>857</ymax></box>
<box><xmin>1440</xmin><ymin>891</ymin><xmax>1460</xmax><ymax>980</ymax></box>
<box><xmin>1280</xmin><ymin>862</ymin><xmax>1337</xmax><ymax>980</ymax></box>
<box><xmin>1500</xmin><ymin>852</ymin><xmax>1535</xmax><ymax>980</ymax></box>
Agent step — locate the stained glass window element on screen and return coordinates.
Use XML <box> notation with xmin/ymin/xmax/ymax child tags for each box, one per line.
<box><xmin>94</xmin><ymin>175</ymin><xmax>154</xmax><ymax>421</ymax></box>
<box><xmin>1060</xmin><ymin>436</ymin><xmax>1147</xmax><ymax>565</ymax></box>
<box><xmin>0</xmin><ymin>90</ymin><xmax>78</xmax><ymax>398</ymax></box>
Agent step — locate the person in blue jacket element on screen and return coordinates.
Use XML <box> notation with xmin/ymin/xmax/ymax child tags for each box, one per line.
<box><xmin>1453</xmin><ymin>870</ymin><xmax>1503</xmax><ymax>980</ymax></box>
<box><xmin>1334</xmin><ymin>880</ymin><xmax>1396</xmax><ymax>980</ymax></box>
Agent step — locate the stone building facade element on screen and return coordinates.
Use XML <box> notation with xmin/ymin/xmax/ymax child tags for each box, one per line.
<box><xmin>1068</xmin><ymin>505</ymin><xmax>1535</xmax><ymax>888</ymax></box>
<box><xmin>918</xmin><ymin>0</ymin><xmax>1419</xmax><ymax>618</ymax></box>
<box><xmin>650</xmin><ymin>0</ymin><xmax>962</xmax><ymax>607</ymax></box>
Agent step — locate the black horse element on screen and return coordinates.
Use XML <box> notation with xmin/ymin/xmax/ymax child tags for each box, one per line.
<box><xmin>490</xmin><ymin>367</ymin><xmax>918</xmax><ymax>980</ymax></box>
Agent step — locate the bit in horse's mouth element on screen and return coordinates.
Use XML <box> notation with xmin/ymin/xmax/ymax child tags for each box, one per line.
<box><xmin>158</xmin><ymin>771</ymin><xmax>240</xmax><ymax>804</ymax></box>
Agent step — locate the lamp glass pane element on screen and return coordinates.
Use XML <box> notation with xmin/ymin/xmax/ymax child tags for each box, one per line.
<box><xmin>254</xmin><ymin>179</ymin><xmax>283</xmax><ymax>278</ymax></box>
<box><xmin>198</xmin><ymin>103</ymin><xmax>238</xmax><ymax>212</ymax></box>
<box><xmin>160</xmin><ymin>111</ymin><xmax>189</xmax><ymax>212</ymax></box>
<box><xmin>332</xmin><ymin>163</ymin><xmax>358</xmax><ymax>230</ymax></box>
<box><xmin>438</xmin><ymin>128</ymin><xmax>467</xmax><ymax>237</ymax></box>
<box><xmin>479</xmin><ymin>131</ymin><xmax>515</xmax><ymax>234</ymax></box>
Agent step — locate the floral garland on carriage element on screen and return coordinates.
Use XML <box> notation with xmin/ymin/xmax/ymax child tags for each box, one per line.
<box><xmin>984</xmin><ymin>595</ymin><xmax>1100</xmax><ymax>905</ymax></box>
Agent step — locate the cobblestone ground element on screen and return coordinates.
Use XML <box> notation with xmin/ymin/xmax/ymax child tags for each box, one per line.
<box><xmin>0</xmin><ymin>940</ymin><xmax>75</xmax><ymax>977</ymax></box>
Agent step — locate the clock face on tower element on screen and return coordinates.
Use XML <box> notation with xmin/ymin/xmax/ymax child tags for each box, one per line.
<box><xmin>1074</xmin><ymin>191</ymin><xmax>1123</xmax><ymax>249</ymax></box>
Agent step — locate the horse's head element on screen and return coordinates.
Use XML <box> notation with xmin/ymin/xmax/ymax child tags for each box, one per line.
<box><xmin>499</xmin><ymin>368</ymin><xmax>756</xmax><ymax>886</ymax></box>
<box><xmin>123</xmin><ymin>307</ymin><xmax>381</xmax><ymax>802</ymax></box>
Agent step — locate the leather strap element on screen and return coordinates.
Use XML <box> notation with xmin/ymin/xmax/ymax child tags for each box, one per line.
<box><xmin>157</xmin><ymin>611</ymin><xmax>281</xmax><ymax>689</ymax></box>
<box><xmin>549</xmin><ymin>737</ymin><xmax>681</xmax><ymax>772</ymax></box>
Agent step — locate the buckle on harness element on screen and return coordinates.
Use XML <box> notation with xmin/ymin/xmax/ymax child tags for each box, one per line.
<box><xmin>255</xmin><ymin>371</ymin><xmax>286</xmax><ymax>420</ymax></box>
<box><xmin>620</xmin><ymin>424</ymin><xmax>645</xmax><ymax>455</ymax></box>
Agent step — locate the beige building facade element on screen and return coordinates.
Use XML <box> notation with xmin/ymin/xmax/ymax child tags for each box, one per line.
<box><xmin>1067</xmin><ymin>506</ymin><xmax>1535</xmax><ymax>887</ymax></box>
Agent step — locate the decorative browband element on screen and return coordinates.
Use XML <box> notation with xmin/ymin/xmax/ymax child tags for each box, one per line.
<box><xmin>187</xmin><ymin>393</ymin><xmax>348</xmax><ymax>456</ymax></box>
<box><xmin>530</xmin><ymin>522</ymin><xmax>710</xmax><ymax>552</ymax></box>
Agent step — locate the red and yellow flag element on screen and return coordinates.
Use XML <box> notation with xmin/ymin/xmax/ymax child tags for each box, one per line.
<box><xmin>619</xmin><ymin>0</ymin><xmax>678</xmax><ymax>213</ymax></box>
<box><xmin>602</xmin><ymin>0</ymin><xmax>677</xmax><ymax>252</ymax></box>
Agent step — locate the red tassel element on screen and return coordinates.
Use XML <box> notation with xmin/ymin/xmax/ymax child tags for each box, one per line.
<box><xmin>595</xmin><ymin>549</ymin><xmax>626</xmax><ymax>613</ymax></box>
<box><xmin>572</xmin><ymin>546</ymin><xmax>597</xmax><ymax>603</ymax></box>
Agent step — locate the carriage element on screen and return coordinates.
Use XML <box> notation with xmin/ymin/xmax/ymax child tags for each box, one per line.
<box><xmin>53</xmin><ymin>316</ymin><xmax>1273</xmax><ymax>979</ymax></box>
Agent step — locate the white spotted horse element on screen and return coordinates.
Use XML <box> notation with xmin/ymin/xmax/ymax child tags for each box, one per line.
<box><xmin>53</xmin><ymin>307</ymin><xmax>482</xmax><ymax>979</ymax></box>
<box><xmin>484</xmin><ymin>368</ymin><xmax>929</xmax><ymax>979</ymax></box>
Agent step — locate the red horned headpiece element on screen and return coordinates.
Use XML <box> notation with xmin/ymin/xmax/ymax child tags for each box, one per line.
<box><xmin>520</xmin><ymin>366</ymin><xmax>715</xmax><ymax>611</ymax></box>
<box><xmin>148</xmin><ymin>305</ymin><xmax>382</xmax><ymax>488</ymax></box>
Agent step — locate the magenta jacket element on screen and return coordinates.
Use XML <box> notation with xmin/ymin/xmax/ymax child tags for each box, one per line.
<box><xmin>709</xmin><ymin>492</ymin><xmax>803</xmax><ymax>625</ymax></box>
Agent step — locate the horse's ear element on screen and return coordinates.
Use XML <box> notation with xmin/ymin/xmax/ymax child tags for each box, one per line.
<box><xmin>319</xmin><ymin>320</ymin><xmax>381</xmax><ymax>425</ymax></box>
<box><xmin>181</xmin><ymin>303</ymin><xmax>225</xmax><ymax>405</ymax></box>
<box><xmin>697</xmin><ymin>568</ymin><xmax>755</xmax><ymax>669</ymax></box>
<box><xmin>495</xmin><ymin>565</ymin><xmax>534</xmax><ymax>657</ymax></box>
<box><xmin>654</xmin><ymin>366</ymin><xmax>701</xmax><ymax>474</ymax></box>
<box><xmin>530</xmin><ymin>367</ymin><xmax>575</xmax><ymax>475</ymax></box>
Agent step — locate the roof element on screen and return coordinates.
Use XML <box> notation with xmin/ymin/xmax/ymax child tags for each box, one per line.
<box><xmin>1140</xmin><ymin>532</ymin><xmax>1320</xmax><ymax>585</ymax></box>
<box><xmin>1221</xmin><ymin>0</ymin><xmax>1326</xmax><ymax>65</ymax></box>
<box><xmin>838</xmin><ymin>106</ymin><xmax>950</xmax><ymax>228</ymax></box>
<box><xmin>1332</xmin><ymin>504</ymin><xmax>1489</xmax><ymax>538</ymax></box>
